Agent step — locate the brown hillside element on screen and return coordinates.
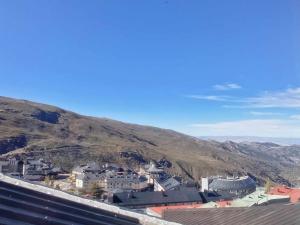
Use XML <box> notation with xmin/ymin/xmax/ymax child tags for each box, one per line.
<box><xmin>0</xmin><ymin>96</ymin><xmax>299</xmax><ymax>185</ymax></box>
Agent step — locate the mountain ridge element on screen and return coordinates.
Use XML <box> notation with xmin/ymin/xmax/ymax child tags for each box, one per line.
<box><xmin>1</xmin><ymin>96</ymin><xmax>299</xmax><ymax>186</ymax></box>
<box><xmin>201</xmin><ymin>136</ymin><xmax>300</xmax><ymax>146</ymax></box>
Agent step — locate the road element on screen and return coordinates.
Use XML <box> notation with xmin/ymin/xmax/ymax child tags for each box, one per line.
<box><xmin>0</xmin><ymin>181</ymin><xmax>141</xmax><ymax>225</ymax></box>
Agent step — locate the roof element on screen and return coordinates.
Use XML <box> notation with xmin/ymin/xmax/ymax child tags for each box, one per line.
<box><xmin>73</xmin><ymin>162</ymin><xmax>102</xmax><ymax>173</ymax></box>
<box><xmin>147</xmin><ymin>163</ymin><xmax>164</xmax><ymax>173</ymax></box>
<box><xmin>148</xmin><ymin>204</ymin><xmax>202</xmax><ymax>216</ymax></box>
<box><xmin>269</xmin><ymin>186</ymin><xmax>300</xmax><ymax>203</ymax></box>
<box><xmin>209</xmin><ymin>176</ymin><xmax>256</xmax><ymax>191</ymax></box>
<box><xmin>229</xmin><ymin>188</ymin><xmax>289</xmax><ymax>207</ymax></box>
<box><xmin>0</xmin><ymin>180</ymin><xmax>141</xmax><ymax>225</ymax></box>
<box><xmin>201</xmin><ymin>188</ymin><xmax>290</xmax><ymax>208</ymax></box>
<box><xmin>162</xmin><ymin>204</ymin><xmax>300</xmax><ymax>225</ymax></box>
<box><xmin>113</xmin><ymin>188</ymin><xmax>204</xmax><ymax>207</ymax></box>
<box><xmin>202</xmin><ymin>190</ymin><xmax>237</xmax><ymax>203</ymax></box>
<box><xmin>76</xmin><ymin>171</ymin><xmax>106</xmax><ymax>181</ymax></box>
<box><xmin>139</xmin><ymin>176</ymin><xmax>147</xmax><ymax>182</ymax></box>
<box><xmin>155</xmin><ymin>175</ymin><xmax>180</xmax><ymax>191</ymax></box>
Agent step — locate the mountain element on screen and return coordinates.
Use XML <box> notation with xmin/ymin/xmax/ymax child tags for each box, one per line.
<box><xmin>0</xmin><ymin>96</ymin><xmax>299</xmax><ymax>185</ymax></box>
<box><xmin>201</xmin><ymin>136</ymin><xmax>300</xmax><ymax>146</ymax></box>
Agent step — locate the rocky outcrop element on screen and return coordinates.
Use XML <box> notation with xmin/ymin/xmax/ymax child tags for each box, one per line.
<box><xmin>0</xmin><ymin>135</ymin><xmax>27</xmax><ymax>154</ymax></box>
<box><xmin>31</xmin><ymin>110</ymin><xmax>60</xmax><ymax>124</ymax></box>
<box><xmin>120</xmin><ymin>151</ymin><xmax>146</xmax><ymax>164</ymax></box>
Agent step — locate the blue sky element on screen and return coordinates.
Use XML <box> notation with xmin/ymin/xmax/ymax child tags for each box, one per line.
<box><xmin>0</xmin><ymin>1</ymin><xmax>300</xmax><ymax>137</ymax></box>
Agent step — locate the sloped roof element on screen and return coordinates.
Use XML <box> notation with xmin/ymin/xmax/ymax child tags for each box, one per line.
<box><xmin>202</xmin><ymin>190</ymin><xmax>237</xmax><ymax>203</ymax></box>
<box><xmin>147</xmin><ymin>163</ymin><xmax>164</xmax><ymax>173</ymax></box>
<box><xmin>163</xmin><ymin>204</ymin><xmax>300</xmax><ymax>225</ymax></box>
<box><xmin>113</xmin><ymin>188</ymin><xmax>204</xmax><ymax>207</ymax></box>
<box><xmin>0</xmin><ymin>180</ymin><xmax>141</xmax><ymax>225</ymax></box>
<box><xmin>155</xmin><ymin>175</ymin><xmax>180</xmax><ymax>191</ymax></box>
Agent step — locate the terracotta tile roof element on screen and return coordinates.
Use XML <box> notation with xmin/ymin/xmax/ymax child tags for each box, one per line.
<box><xmin>269</xmin><ymin>186</ymin><xmax>300</xmax><ymax>203</ymax></box>
<box><xmin>216</xmin><ymin>200</ymin><xmax>232</xmax><ymax>207</ymax></box>
<box><xmin>149</xmin><ymin>204</ymin><xmax>202</xmax><ymax>216</ymax></box>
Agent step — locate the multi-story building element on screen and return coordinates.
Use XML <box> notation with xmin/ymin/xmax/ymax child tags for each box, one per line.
<box><xmin>0</xmin><ymin>158</ymin><xmax>9</xmax><ymax>173</ymax></box>
<box><xmin>22</xmin><ymin>158</ymin><xmax>59</xmax><ymax>181</ymax></box>
<box><xmin>75</xmin><ymin>171</ymin><xmax>106</xmax><ymax>189</ymax></box>
<box><xmin>105</xmin><ymin>170</ymin><xmax>148</xmax><ymax>192</ymax></box>
<box><xmin>153</xmin><ymin>174</ymin><xmax>181</xmax><ymax>192</ymax></box>
<box><xmin>73</xmin><ymin>163</ymin><xmax>148</xmax><ymax>192</ymax></box>
<box><xmin>111</xmin><ymin>187</ymin><xmax>203</xmax><ymax>208</ymax></box>
<box><xmin>0</xmin><ymin>156</ymin><xmax>23</xmax><ymax>174</ymax></box>
<box><xmin>142</xmin><ymin>161</ymin><xmax>164</xmax><ymax>184</ymax></box>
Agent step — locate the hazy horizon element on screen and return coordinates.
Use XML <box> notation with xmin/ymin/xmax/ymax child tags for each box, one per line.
<box><xmin>200</xmin><ymin>136</ymin><xmax>300</xmax><ymax>146</ymax></box>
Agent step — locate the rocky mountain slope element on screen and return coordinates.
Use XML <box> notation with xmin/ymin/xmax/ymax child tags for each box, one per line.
<box><xmin>0</xmin><ymin>96</ymin><xmax>299</xmax><ymax>185</ymax></box>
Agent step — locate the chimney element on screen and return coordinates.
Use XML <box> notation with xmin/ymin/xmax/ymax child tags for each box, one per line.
<box><xmin>201</xmin><ymin>177</ymin><xmax>209</xmax><ymax>192</ymax></box>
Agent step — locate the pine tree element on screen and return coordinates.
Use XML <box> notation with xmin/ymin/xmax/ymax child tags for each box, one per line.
<box><xmin>265</xmin><ymin>178</ymin><xmax>272</xmax><ymax>193</ymax></box>
<box><xmin>44</xmin><ymin>176</ymin><xmax>51</xmax><ymax>186</ymax></box>
<box><xmin>90</xmin><ymin>183</ymin><xmax>104</xmax><ymax>198</ymax></box>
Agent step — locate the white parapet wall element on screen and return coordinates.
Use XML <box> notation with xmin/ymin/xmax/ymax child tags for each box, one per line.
<box><xmin>0</xmin><ymin>173</ymin><xmax>181</xmax><ymax>225</ymax></box>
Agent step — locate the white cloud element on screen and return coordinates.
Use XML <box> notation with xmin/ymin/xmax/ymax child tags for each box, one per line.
<box><xmin>190</xmin><ymin>119</ymin><xmax>300</xmax><ymax>138</ymax></box>
<box><xmin>250</xmin><ymin>111</ymin><xmax>283</xmax><ymax>116</ymax></box>
<box><xmin>213</xmin><ymin>83</ymin><xmax>242</xmax><ymax>91</ymax></box>
<box><xmin>188</xmin><ymin>87</ymin><xmax>300</xmax><ymax>109</ymax></box>
<box><xmin>290</xmin><ymin>114</ymin><xmax>300</xmax><ymax>120</ymax></box>
<box><xmin>186</xmin><ymin>95</ymin><xmax>233</xmax><ymax>101</ymax></box>
<box><xmin>245</xmin><ymin>88</ymin><xmax>300</xmax><ymax>108</ymax></box>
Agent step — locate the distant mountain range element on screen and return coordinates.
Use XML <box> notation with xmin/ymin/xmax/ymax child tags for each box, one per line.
<box><xmin>201</xmin><ymin>136</ymin><xmax>300</xmax><ymax>146</ymax></box>
<box><xmin>0</xmin><ymin>96</ymin><xmax>300</xmax><ymax>186</ymax></box>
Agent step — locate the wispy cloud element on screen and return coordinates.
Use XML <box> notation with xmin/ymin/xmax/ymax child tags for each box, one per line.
<box><xmin>244</xmin><ymin>88</ymin><xmax>300</xmax><ymax>108</ymax></box>
<box><xmin>290</xmin><ymin>114</ymin><xmax>300</xmax><ymax>120</ymax></box>
<box><xmin>213</xmin><ymin>83</ymin><xmax>242</xmax><ymax>91</ymax></box>
<box><xmin>188</xmin><ymin>87</ymin><xmax>300</xmax><ymax>109</ymax></box>
<box><xmin>250</xmin><ymin>111</ymin><xmax>283</xmax><ymax>116</ymax></box>
<box><xmin>186</xmin><ymin>95</ymin><xmax>234</xmax><ymax>102</ymax></box>
<box><xmin>190</xmin><ymin>119</ymin><xmax>300</xmax><ymax>138</ymax></box>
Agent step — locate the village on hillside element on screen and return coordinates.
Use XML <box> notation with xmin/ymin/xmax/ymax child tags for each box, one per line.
<box><xmin>1</xmin><ymin>153</ymin><xmax>300</xmax><ymax>218</ymax></box>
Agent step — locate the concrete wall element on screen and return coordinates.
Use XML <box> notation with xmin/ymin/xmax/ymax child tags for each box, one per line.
<box><xmin>0</xmin><ymin>173</ymin><xmax>181</xmax><ymax>225</ymax></box>
<box><xmin>201</xmin><ymin>177</ymin><xmax>209</xmax><ymax>192</ymax></box>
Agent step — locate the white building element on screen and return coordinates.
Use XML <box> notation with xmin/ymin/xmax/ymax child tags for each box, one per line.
<box><xmin>23</xmin><ymin>158</ymin><xmax>58</xmax><ymax>181</ymax></box>
<box><xmin>154</xmin><ymin>175</ymin><xmax>181</xmax><ymax>192</ymax></box>
<box><xmin>73</xmin><ymin>163</ymin><xmax>149</xmax><ymax>192</ymax></box>
<box><xmin>142</xmin><ymin>161</ymin><xmax>164</xmax><ymax>184</ymax></box>
<box><xmin>105</xmin><ymin>170</ymin><xmax>148</xmax><ymax>192</ymax></box>
<box><xmin>72</xmin><ymin>163</ymin><xmax>106</xmax><ymax>188</ymax></box>
<box><xmin>75</xmin><ymin>171</ymin><xmax>106</xmax><ymax>189</ymax></box>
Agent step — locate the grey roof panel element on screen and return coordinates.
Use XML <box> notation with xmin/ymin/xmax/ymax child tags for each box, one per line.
<box><xmin>0</xmin><ymin>181</ymin><xmax>140</xmax><ymax>225</ymax></box>
<box><xmin>163</xmin><ymin>204</ymin><xmax>300</xmax><ymax>225</ymax></box>
<box><xmin>209</xmin><ymin>176</ymin><xmax>256</xmax><ymax>191</ymax></box>
<box><xmin>114</xmin><ymin>187</ymin><xmax>204</xmax><ymax>207</ymax></box>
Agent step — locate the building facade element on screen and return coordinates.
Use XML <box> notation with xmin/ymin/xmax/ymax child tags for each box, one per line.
<box><xmin>154</xmin><ymin>175</ymin><xmax>181</xmax><ymax>192</ymax></box>
<box><xmin>23</xmin><ymin>158</ymin><xmax>58</xmax><ymax>181</ymax></box>
<box><xmin>73</xmin><ymin>163</ymin><xmax>148</xmax><ymax>192</ymax></box>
